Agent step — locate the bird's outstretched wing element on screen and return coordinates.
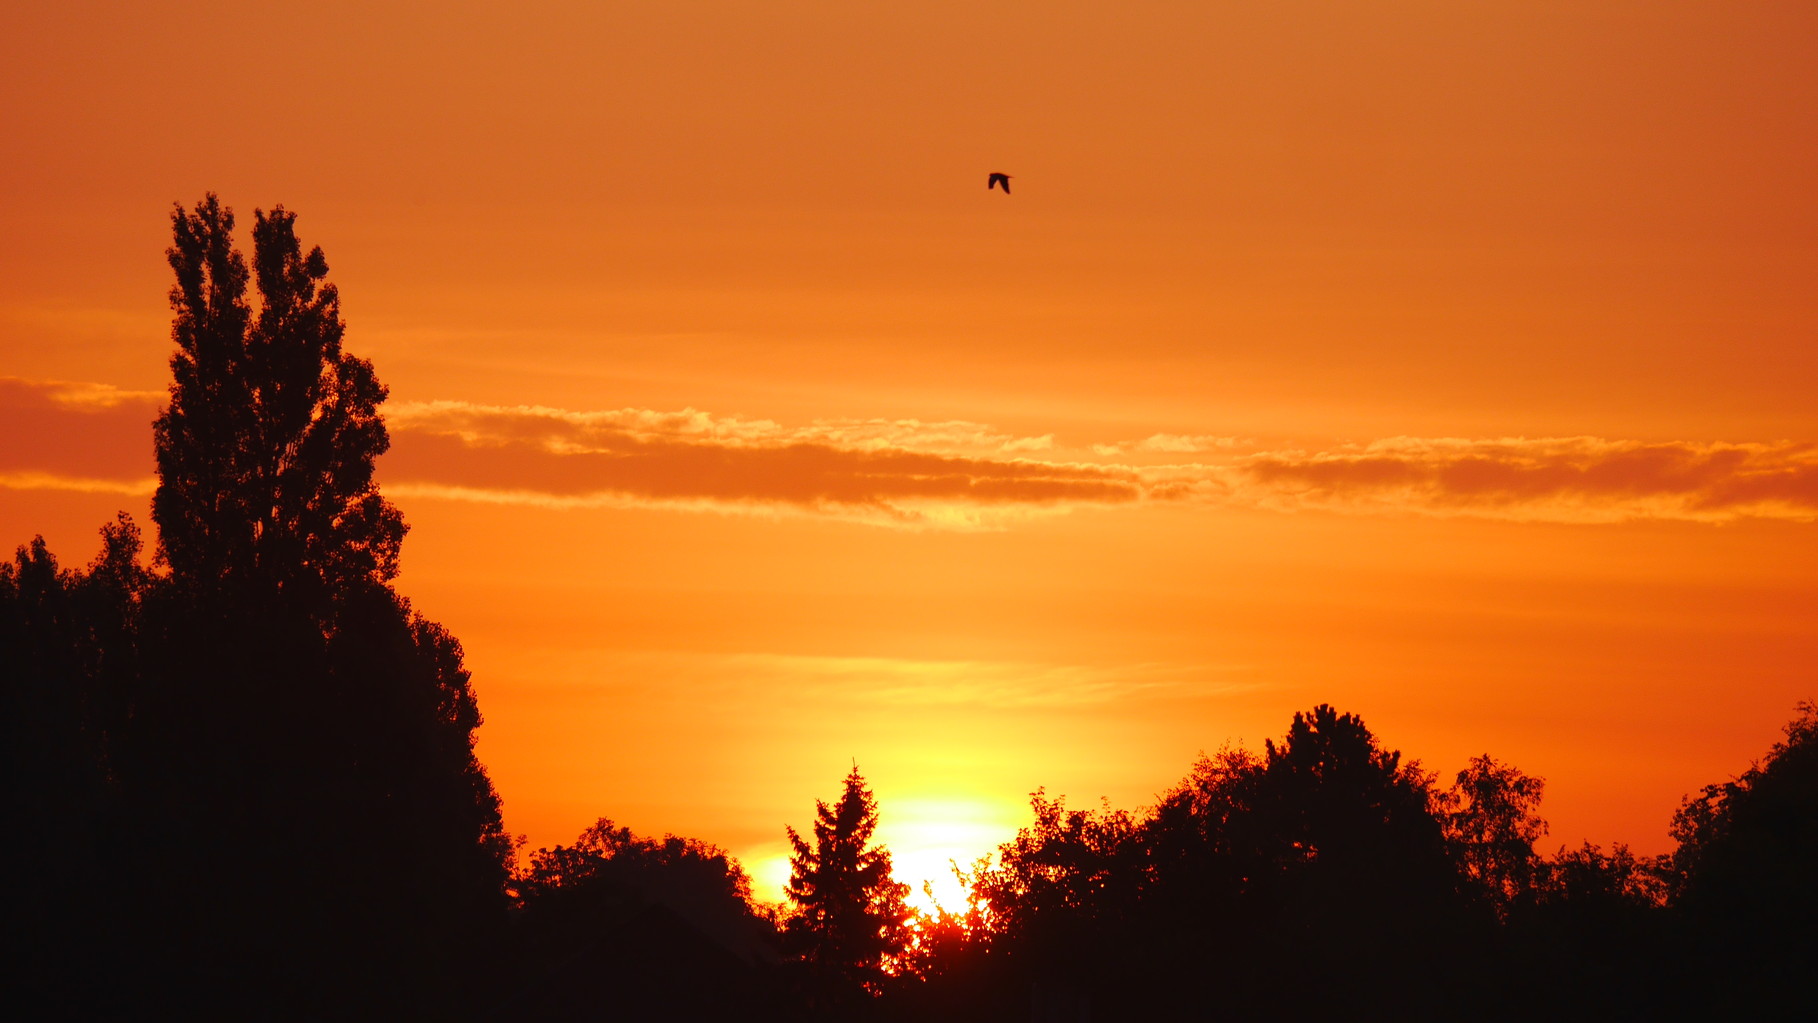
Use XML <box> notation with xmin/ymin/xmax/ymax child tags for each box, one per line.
<box><xmin>988</xmin><ymin>172</ymin><xmax>1012</xmax><ymax>194</ymax></box>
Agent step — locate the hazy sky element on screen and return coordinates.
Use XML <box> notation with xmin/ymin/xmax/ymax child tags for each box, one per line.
<box><xmin>5</xmin><ymin>1</ymin><xmax>1815</xmax><ymax>904</ymax></box>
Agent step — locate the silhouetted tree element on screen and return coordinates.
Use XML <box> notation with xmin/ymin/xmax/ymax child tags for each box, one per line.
<box><xmin>1441</xmin><ymin>754</ymin><xmax>1548</xmax><ymax>918</ymax></box>
<box><xmin>964</xmin><ymin>790</ymin><xmax>1147</xmax><ymax>1020</ymax></box>
<box><xmin>508</xmin><ymin>819</ymin><xmax>784</xmax><ymax>1019</ymax></box>
<box><xmin>1218</xmin><ymin>707</ymin><xmax>1463</xmax><ymax>1010</ymax></box>
<box><xmin>154</xmin><ymin>195</ymin><xmax>403</xmax><ymax>609</ymax></box>
<box><xmin>943</xmin><ymin>707</ymin><xmax>1471</xmax><ymax>1019</ymax></box>
<box><xmin>1</xmin><ymin>539</ymin><xmax>97</xmax><ymax>1004</ymax></box>
<box><xmin>1251</xmin><ymin>705</ymin><xmax>1447</xmax><ymax>868</ymax></box>
<box><xmin>1480</xmin><ymin>840</ymin><xmax>1675</xmax><ymax>1017</ymax></box>
<box><xmin>1539</xmin><ymin>841</ymin><xmax>1672</xmax><ymax>909</ymax></box>
<box><xmin>519</xmin><ymin>818</ymin><xmax>763</xmax><ymax>936</ymax></box>
<box><xmin>1668</xmin><ymin>702</ymin><xmax>1818</xmax><ymax>1010</ymax></box>
<box><xmin>972</xmin><ymin>790</ymin><xmax>1143</xmax><ymax>964</ymax></box>
<box><xmin>1144</xmin><ymin>743</ymin><xmax>1264</xmax><ymax>906</ymax></box>
<box><xmin>895</xmin><ymin>864</ymin><xmax>991</xmax><ymax>982</ymax></box>
<box><xmin>0</xmin><ymin>197</ymin><xmax>518</xmax><ymax>1016</ymax></box>
<box><xmin>784</xmin><ymin>766</ymin><xmax>912</xmax><ymax>1003</ymax></box>
<box><xmin>116</xmin><ymin>196</ymin><xmax>508</xmax><ymax>1016</ymax></box>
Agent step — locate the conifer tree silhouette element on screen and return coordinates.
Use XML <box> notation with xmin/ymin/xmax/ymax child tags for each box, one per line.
<box><xmin>784</xmin><ymin>765</ymin><xmax>911</xmax><ymax>997</ymax></box>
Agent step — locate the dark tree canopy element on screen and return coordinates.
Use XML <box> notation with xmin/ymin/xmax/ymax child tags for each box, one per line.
<box><xmin>1667</xmin><ymin>702</ymin><xmax>1818</xmax><ymax>1006</ymax></box>
<box><xmin>508</xmin><ymin>820</ymin><xmax>785</xmax><ymax>1019</ymax></box>
<box><xmin>958</xmin><ymin>708</ymin><xmax>1480</xmax><ymax>1019</ymax></box>
<box><xmin>521</xmin><ymin>817</ymin><xmax>758</xmax><ymax>918</ymax></box>
<box><xmin>784</xmin><ymin>765</ymin><xmax>912</xmax><ymax>996</ymax></box>
<box><xmin>154</xmin><ymin>194</ymin><xmax>403</xmax><ymax>606</ymax></box>
<box><xmin>971</xmin><ymin>789</ymin><xmax>1143</xmax><ymax>966</ymax></box>
<box><xmin>1672</xmin><ymin>702</ymin><xmax>1818</xmax><ymax>905</ymax></box>
<box><xmin>1441</xmin><ymin>753</ymin><xmax>1548</xmax><ymax>918</ymax></box>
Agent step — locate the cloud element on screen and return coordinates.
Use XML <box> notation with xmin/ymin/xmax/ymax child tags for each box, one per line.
<box><xmin>1091</xmin><ymin>433</ymin><xmax>1246</xmax><ymax>457</ymax></box>
<box><xmin>27</xmin><ymin>378</ymin><xmax>165</xmax><ymax>411</ymax></box>
<box><xmin>386</xmin><ymin>400</ymin><xmax>1058</xmax><ymax>455</ymax></box>
<box><xmin>4</xmin><ymin>378</ymin><xmax>1815</xmax><ymax>528</ymax></box>
<box><xmin>1230</xmin><ymin>437</ymin><xmax>1818</xmax><ymax>523</ymax></box>
<box><xmin>0</xmin><ymin>470</ymin><xmax>155</xmax><ymax>496</ymax></box>
<box><xmin>0</xmin><ymin>377</ymin><xmax>160</xmax><ymax>483</ymax></box>
<box><xmin>383</xmin><ymin>401</ymin><xmax>1139</xmax><ymax>526</ymax></box>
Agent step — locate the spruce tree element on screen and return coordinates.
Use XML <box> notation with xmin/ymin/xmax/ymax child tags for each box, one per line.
<box><xmin>784</xmin><ymin>765</ymin><xmax>912</xmax><ymax>995</ymax></box>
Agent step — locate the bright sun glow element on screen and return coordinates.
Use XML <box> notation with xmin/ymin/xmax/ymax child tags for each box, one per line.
<box><xmin>747</xmin><ymin>795</ymin><xmax>1020</xmax><ymax>916</ymax></box>
<box><xmin>881</xmin><ymin>795</ymin><xmax>1020</xmax><ymax>913</ymax></box>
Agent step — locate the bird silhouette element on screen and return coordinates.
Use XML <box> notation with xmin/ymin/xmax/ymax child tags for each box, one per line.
<box><xmin>988</xmin><ymin>172</ymin><xmax>1012</xmax><ymax>194</ymax></box>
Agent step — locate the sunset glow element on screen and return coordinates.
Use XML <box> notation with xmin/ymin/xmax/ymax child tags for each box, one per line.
<box><xmin>5</xmin><ymin>0</ymin><xmax>1815</xmax><ymax>910</ymax></box>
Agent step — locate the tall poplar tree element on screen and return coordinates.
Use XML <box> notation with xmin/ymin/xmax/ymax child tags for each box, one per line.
<box><xmin>154</xmin><ymin>194</ymin><xmax>403</xmax><ymax>608</ymax></box>
<box><xmin>135</xmin><ymin>195</ymin><xmax>508</xmax><ymax>1015</ymax></box>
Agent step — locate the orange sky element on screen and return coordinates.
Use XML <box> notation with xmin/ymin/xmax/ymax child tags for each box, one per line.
<box><xmin>4</xmin><ymin>1</ymin><xmax>1816</xmax><ymax>905</ymax></box>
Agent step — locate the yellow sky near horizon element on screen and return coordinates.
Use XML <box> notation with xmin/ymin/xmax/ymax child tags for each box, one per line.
<box><xmin>4</xmin><ymin>1</ymin><xmax>1816</xmax><ymax>904</ymax></box>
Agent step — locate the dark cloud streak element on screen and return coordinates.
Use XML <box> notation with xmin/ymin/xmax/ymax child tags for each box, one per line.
<box><xmin>385</xmin><ymin>430</ymin><xmax>1141</xmax><ymax>514</ymax></box>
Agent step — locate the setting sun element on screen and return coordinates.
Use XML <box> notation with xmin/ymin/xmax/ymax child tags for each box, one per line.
<box><xmin>880</xmin><ymin>795</ymin><xmax>1019</xmax><ymax>913</ymax></box>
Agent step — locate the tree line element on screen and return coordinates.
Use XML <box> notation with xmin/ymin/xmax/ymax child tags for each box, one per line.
<box><xmin>3</xmin><ymin>197</ymin><xmax>1812</xmax><ymax>1020</ymax></box>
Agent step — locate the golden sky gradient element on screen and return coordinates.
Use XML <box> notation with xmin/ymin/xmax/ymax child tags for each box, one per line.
<box><xmin>5</xmin><ymin>2</ymin><xmax>1815</xmax><ymax>904</ymax></box>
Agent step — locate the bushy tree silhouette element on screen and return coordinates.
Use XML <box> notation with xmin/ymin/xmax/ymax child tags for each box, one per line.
<box><xmin>784</xmin><ymin>765</ymin><xmax>912</xmax><ymax>1001</ymax></box>
<box><xmin>1441</xmin><ymin>753</ymin><xmax>1548</xmax><ymax>918</ymax></box>
<box><xmin>973</xmin><ymin>790</ymin><xmax>1143</xmax><ymax>964</ymax></box>
<box><xmin>1668</xmin><ymin>702</ymin><xmax>1818</xmax><ymax>1009</ymax></box>
<box><xmin>520</xmin><ymin>818</ymin><xmax>762</xmax><ymax>933</ymax></box>
<box><xmin>508</xmin><ymin>819</ymin><xmax>785</xmax><ymax>1019</ymax></box>
<box><xmin>949</xmin><ymin>707</ymin><xmax>1473</xmax><ymax>1019</ymax></box>
<box><xmin>1252</xmin><ymin>704</ymin><xmax>1446</xmax><ymax>872</ymax></box>
<box><xmin>1</xmin><ymin>515</ymin><xmax>157</xmax><ymax>1011</ymax></box>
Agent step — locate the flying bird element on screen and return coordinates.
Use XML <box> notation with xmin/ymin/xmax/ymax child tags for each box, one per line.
<box><xmin>988</xmin><ymin>172</ymin><xmax>1012</xmax><ymax>194</ymax></box>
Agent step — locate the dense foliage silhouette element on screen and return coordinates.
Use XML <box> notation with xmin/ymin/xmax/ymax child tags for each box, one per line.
<box><xmin>949</xmin><ymin>705</ymin><xmax>1473</xmax><ymax>1019</ymax></box>
<box><xmin>1440</xmin><ymin>753</ymin><xmax>1548</xmax><ymax>919</ymax></box>
<box><xmin>1668</xmin><ymin>703</ymin><xmax>1818</xmax><ymax>1012</ymax></box>
<box><xmin>505</xmin><ymin>820</ymin><xmax>787</xmax><ymax>1019</ymax></box>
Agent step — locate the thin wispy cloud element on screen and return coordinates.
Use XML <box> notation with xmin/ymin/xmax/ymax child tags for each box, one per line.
<box><xmin>712</xmin><ymin>654</ymin><xmax>1256</xmax><ymax>709</ymax></box>
<box><xmin>0</xmin><ymin>470</ymin><xmax>155</xmax><ymax>496</ymax></box>
<box><xmin>1</xmin><ymin>376</ymin><xmax>166</xmax><ymax>411</ymax></box>
<box><xmin>1092</xmin><ymin>433</ymin><xmax>1246</xmax><ymax>456</ymax></box>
